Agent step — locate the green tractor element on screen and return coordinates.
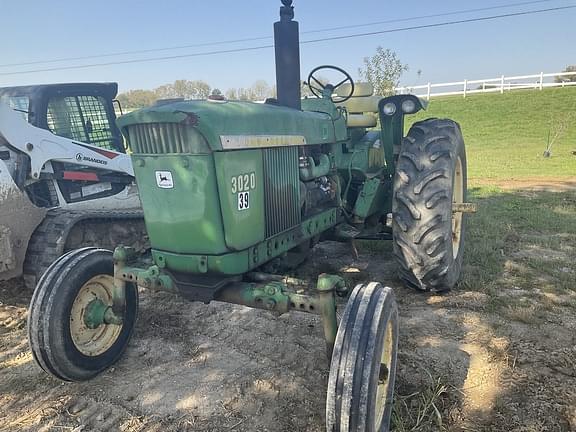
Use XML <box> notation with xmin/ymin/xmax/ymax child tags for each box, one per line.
<box><xmin>27</xmin><ymin>1</ymin><xmax>473</xmax><ymax>430</ymax></box>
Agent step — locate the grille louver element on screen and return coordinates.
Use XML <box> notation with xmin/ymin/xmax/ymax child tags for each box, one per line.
<box><xmin>263</xmin><ymin>147</ymin><xmax>301</xmax><ymax>237</ymax></box>
<box><xmin>127</xmin><ymin>123</ymin><xmax>208</xmax><ymax>154</ymax></box>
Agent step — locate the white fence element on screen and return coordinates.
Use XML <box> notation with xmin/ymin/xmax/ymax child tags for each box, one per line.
<box><xmin>395</xmin><ymin>71</ymin><xmax>576</xmax><ymax>100</ymax></box>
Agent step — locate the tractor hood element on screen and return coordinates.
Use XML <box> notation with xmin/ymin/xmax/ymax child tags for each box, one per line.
<box><xmin>117</xmin><ymin>100</ymin><xmax>343</xmax><ymax>151</ymax></box>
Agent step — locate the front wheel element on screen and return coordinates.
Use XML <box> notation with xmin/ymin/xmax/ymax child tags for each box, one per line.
<box><xmin>392</xmin><ymin>118</ymin><xmax>467</xmax><ymax>292</ymax></box>
<box><xmin>27</xmin><ymin>247</ymin><xmax>138</xmax><ymax>381</ymax></box>
<box><xmin>326</xmin><ymin>283</ymin><xmax>399</xmax><ymax>432</ymax></box>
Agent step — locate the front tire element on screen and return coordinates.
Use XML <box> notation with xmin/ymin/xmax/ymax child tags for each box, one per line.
<box><xmin>392</xmin><ymin>118</ymin><xmax>467</xmax><ymax>292</ymax></box>
<box><xmin>326</xmin><ymin>283</ymin><xmax>399</xmax><ymax>432</ymax></box>
<box><xmin>27</xmin><ymin>247</ymin><xmax>138</xmax><ymax>381</ymax></box>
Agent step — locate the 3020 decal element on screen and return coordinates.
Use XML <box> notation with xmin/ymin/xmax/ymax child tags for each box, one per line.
<box><xmin>231</xmin><ymin>172</ymin><xmax>256</xmax><ymax>194</ymax></box>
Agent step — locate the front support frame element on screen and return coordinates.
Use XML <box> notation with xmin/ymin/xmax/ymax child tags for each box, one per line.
<box><xmin>110</xmin><ymin>246</ymin><xmax>346</xmax><ymax>357</ymax></box>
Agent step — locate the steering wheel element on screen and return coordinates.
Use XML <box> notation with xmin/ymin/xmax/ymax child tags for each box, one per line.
<box><xmin>307</xmin><ymin>65</ymin><xmax>355</xmax><ymax>103</ymax></box>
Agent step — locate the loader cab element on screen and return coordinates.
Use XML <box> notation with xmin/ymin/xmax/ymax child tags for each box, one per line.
<box><xmin>0</xmin><ymin>82</ymin><xmax>124</xmax><ymax>153</ymax></box>
<box><xmin>0</xmin><ymin>83</ymin><xmax>135</xmax><ymax>209</ymax></box>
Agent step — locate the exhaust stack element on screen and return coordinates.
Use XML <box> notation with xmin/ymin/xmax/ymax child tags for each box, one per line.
<box><xmin>274</xmin><ymin>0</ymin><xmax>301</xmax><ymax>110</ymax></box>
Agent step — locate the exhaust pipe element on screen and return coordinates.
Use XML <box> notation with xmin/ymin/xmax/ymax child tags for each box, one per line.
<box><xmin>274</xmin><ymin>0</ymin><xmax>301</xmax><ymax>110</ymax></box>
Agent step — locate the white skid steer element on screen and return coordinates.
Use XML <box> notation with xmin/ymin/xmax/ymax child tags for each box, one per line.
<box><xmin>0</xmin><ymin>83</ymin><xmax>146</xmax><ymax>288</ymax></box>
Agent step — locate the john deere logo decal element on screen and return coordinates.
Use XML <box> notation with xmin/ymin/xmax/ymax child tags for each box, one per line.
<box><xmin>155</xmin><ymin>171</ymin><xmax>174</xmax><ymax>189</ymax></box>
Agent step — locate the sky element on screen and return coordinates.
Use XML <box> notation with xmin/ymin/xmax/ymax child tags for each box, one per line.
<box><xmin>0</xmin><ymin>0</ymin><xmax>574</xmax><ymax>93</ymax></box>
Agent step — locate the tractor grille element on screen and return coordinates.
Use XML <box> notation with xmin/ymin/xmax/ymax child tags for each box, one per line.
<box><xmin>263</xmin><ymin>147</ymin><xmax>301</xmax><ymax>237</ymax></box>
<box><xmin>127</xmin><ymin>123</ymin><xmax>208</xmax><ymax>154</ymax></box>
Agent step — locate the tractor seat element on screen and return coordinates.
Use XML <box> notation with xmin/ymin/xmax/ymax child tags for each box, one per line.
<box><xmin>335</xmin><ymin>82</ymin><xmax>381</xmax><ymax>129</ymax></box>
<box><xmin>336</xmin><ymin>82</ymin><xmax>375</xmax><ymax>98</ymax></box>
<box><xmin>347</xmin><ymin>114</ymin><xmax>377</xmax><ymax>128</ymax></box>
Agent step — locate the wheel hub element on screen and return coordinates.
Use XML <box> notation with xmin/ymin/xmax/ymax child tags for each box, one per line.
<box><xmin>375</xmin><ymin>320</ymin><xmax>394</xmax><ymax>429</ymax></box>
<box><xmin>451</xmin><ymin>156</ymin><xmax>464</xmax><ymax>258</ymax></box>
<box><xmin>69</xmin><ymin>275</ymin><xmax>124</xmax><ymax>357</ymax></box>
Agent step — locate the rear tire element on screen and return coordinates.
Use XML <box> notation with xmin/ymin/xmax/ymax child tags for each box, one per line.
<box><xmin>392</xmin><ymin>118</ymin><xmax>467</xmax><ymax>292</ymax></box>
<box><xmin>27</xmin><ymin>247</ymin><xmax>138</xmax><ymax>381</ymax></box>
<box><xmin>326</xmin><ymin>283</ymin><xmax>399</xmax><ymax>432</ymax></box>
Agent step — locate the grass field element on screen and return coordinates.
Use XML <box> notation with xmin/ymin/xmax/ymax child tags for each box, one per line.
<box><xmin>374</xmin><ymin>87</ymin><xmax>576</xmax><ymax>429</ymax></box>
<box><xmin>360</xmin><ymin>185</ymin><xmax>576</xmax><ymax>431</ymax></box>
<box><xmin>407</xmin><ymin>87</ymin><xmax>576</xmax><ymax>179</ymax></box>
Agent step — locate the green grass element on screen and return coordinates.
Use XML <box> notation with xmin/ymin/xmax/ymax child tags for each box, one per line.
<box><xmin>369</xmin><ymin>185</ymin><xmax>576</xmax><ymax>429</ymax></box>
<box><xmin>461</xmin><ymin>186</ymin><xmax>576</xmax><ymax>320</ymax></box>
<box><xmin>463</xmin><ymin>186</ymin><xmax>576</xmax><ymax>284</ymax></box>
<box><xmin>361</xmin><ymin>185</ymin><xmax>576</xmax><ymax>310</ymax></box>
<box><xmin>407</xmin><ymin>87</ymin><xmax>576</xmax><ymax>179</ymax></box>
<box><xmin>393</xmin><ymin>373</ymin><xmax>449</xmax><ymax>432</ymax></box>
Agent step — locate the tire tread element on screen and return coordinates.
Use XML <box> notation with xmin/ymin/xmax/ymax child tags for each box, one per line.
<box><xmin>392</xmin><ymin>118</ymin><xmax>467</xmax><ymax>292</ymax></box>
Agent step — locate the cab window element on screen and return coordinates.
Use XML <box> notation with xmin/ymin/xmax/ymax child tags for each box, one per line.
<box><xmin>47</xmin><ymin>95</ymin><xmax>116</xmax><ymax>150</ymax></box>
<box><xmin>1</xmin><ymin>95</ymin><xmax>30</xmax><ymax>121</ymax></box>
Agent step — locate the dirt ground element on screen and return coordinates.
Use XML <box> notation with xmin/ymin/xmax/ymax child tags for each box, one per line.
<box><xmin>1</xmin><ymin>183</ymin><xmax>575</xmax><ymax>431</ymax></box>
<box><xmin>471</xmin><ymin>176</ymin><xmax>576</xmax><ymax>192</ymax></box>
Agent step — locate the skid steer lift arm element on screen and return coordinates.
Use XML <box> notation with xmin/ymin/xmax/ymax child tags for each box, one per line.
<box><xmin>0</xmin><ymin>102</ymin><xmax>134</xmax><ymax>179</ymax></box>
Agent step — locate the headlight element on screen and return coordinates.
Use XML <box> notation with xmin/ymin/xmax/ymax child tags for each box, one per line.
<box><xmin>382</xmin><ymin>102</ymin><xmax>396</xmax><ymax>116</ymax></box>
<box><xmin>401</xmin><ymin>99</ymin><xmax>417</xmax><ymax>114</ymax></box>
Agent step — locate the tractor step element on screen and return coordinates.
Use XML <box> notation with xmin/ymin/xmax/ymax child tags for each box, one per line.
<box><xmin>354</xmin><ymin>232</ymin><xmax>393</xmax><ymax>241</ymax></box>
<box><xmin>333</xmin><ymin>223</ymin><xmax>361</xmax><ymax>239</ymax></box>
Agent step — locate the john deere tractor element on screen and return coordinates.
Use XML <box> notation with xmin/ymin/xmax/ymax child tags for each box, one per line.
<box><xmin>27</xmin><ymin>1</ymin><xmax>473</xmax><ymax>430</ymax></box>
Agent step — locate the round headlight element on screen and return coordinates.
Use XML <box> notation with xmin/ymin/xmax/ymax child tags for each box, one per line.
<box><xmin>401</xmin><ymin>99</ymin><xmax>417</xmax><ymax>114</ymax></box>
<box><xmin>382</xmin><ymin>102</ymin><xmax>396</xmax><ymax>116</ymax></box>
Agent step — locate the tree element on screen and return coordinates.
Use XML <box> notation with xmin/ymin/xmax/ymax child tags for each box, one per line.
<box><xmin>154</xmin><ymin>80</ymin><xmax>211</xmax><ymax>99</ymax></box>
<box><xmin>227</xmin><ymin>81</ymin><xmax>274</xmax><ymax>101</ymax></box>
<box><xmin>555</xmin><ymin>65</ymin><xmax>576</xmax><ymax>83</ymax></box>
<box><xmin>358</xmin><ymin>47</ymin><xmax>408</xmax><ymax>96</ymax></box>
<box><xmin>301</xmin><ymin>76</ymin><xmax>327</xmax><ymax>98</ymax></box>
<box><xmin>190</xmin><ymin>80</ymin><xmax>211</xmax><ymax>99</ymax></box>
<box><xmin>237</xmin><ymin>88</ymin><xmax>251</xmax><ymax>101</ymax></box>
<box><xmin>225</xmin><ymin>88</ymin><xmax>238</xmax><ymax>99</ymax></box>
<box><xmin>250</xmin><ymin>80</ymin><xmax>272</xmax><ymax>100</ymax></box>
<box><xmin>116</xmin><ymin>89</ymin><xmax>157</xmax><ymax>109</ymax></box>
<box><xmin>154</xmin><ymin>83</ymin><xmax>175</xmax><ymax>99</ymax></box>
<box><xmin>117</xmin><ymin>78</ymin><xmax>276</xmax><ymax>108</ymax></box>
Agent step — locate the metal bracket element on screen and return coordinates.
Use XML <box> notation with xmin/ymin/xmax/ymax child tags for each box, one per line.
<box><xmin>453</xmin><ymin>202</ymin><xmax>477</xmax><ymax>213</ymax></box>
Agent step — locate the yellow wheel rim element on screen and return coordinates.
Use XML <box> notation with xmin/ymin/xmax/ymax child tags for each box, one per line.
<box><xmin>374</xmin><ymin>320</ymin><xmax>394</xmax><ymax>429</ymax></box>
<box><xmin>69</xmin><ymin>275</ymin><xmax>123</xmax><ymax>357</ymax></box>
<box><xmin>452</xmin><ymin>156</ymin><xmax>464</xmax><ymax>259</ymax></box>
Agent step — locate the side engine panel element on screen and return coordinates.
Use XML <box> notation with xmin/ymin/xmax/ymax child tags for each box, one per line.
<box><xmin>214</xmin><ymin>149</ymin><xmax>265</xmax><ymax>250</ymax></box>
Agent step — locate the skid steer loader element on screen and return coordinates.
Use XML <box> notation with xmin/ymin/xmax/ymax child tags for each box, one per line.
<box><xmin>0</xmin><ymin>83</ymin><xmax>146</xmax><ymax>288</ymax></box>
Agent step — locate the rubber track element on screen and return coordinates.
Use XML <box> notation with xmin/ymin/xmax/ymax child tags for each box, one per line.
<box><xmin>22</xmin><ymin>209</ymin><xmax>144</xmax><ymax>290</ymax></box>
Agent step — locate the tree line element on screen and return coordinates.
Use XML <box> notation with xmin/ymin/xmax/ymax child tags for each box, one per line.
<box><xmin>115</xmin><ymin>47</ymin><xmax>416</xmax><ymax>109</ymax></box>
<box><xmin>555</xmin><ymin>65</ymin><xmax>576</xmax><ymax>83</ymax></box>
<box><xmin>117</xmin><ymin>79</ymin><xmax>278</xmax><ymax>109</ymax></box>
<box><xmin>116</xmin><ymin>51</ymin><xmax>576</xmax><ymax>111</ymax></box>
